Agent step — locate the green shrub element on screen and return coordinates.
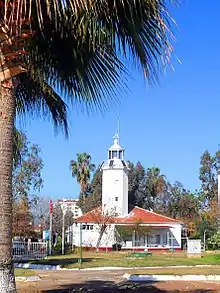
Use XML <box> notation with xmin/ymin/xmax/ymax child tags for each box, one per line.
<box><xmin>207</xmin><ymin>231</ymin><xmax>220</xmax><ymax>250</ymax></box>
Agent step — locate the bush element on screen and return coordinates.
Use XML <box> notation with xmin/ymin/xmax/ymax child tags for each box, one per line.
<box><xmin>207</xmin><ymin>231</ymin><xmax>220</xmax><ymax>250</ymax></box>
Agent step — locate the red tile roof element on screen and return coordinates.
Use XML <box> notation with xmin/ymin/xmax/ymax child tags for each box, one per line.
<box><xmin>75</xmin><ymin>207</ymin><xmax>111</xmax><ymax>223</ymax></box>
<box><xmin>75</xmin><ymin>206</ymin><xmax>181</xmax><ymax>225</ymax></box>
<box><xmin>115</xmin><ymin>207</ymin><xmax>182</xmax><ymax>224</ymax></box>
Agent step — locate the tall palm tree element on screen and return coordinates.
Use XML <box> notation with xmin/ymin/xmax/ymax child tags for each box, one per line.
<box><xmin>70</xmin><ymin>153</ymin><xmax>95</xmax><ymax>200</ymax></box>
<box><xmin>0</xmin><ymin>1</ymin><xmax>175</xmax><ymax>290</ymax></box>
<box><xmin>146</xmin><ymin>167</ymin><xmax>167</xmax><ymax>210</ymax></box>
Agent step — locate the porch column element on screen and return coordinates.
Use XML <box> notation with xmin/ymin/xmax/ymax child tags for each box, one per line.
<box><xmin>132</xmin><ymin>230</ymin><xmax>135</xmax><ymax>247</ymax></box>
<box><xmin>145</xmin><ymin>235</ymin><xmax>148</xmax><ymax>247</ymax></box>
<box><xmin>167</xmin><ymin>231</ymin><xmax>170</xmax><ymax>247</ymax></box>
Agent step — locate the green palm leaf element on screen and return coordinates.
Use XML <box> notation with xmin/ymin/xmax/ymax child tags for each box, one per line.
<box><xmin>16</xmin><ymin>71</ymin><xmax>69</xmax><ymax>137</ymax></box>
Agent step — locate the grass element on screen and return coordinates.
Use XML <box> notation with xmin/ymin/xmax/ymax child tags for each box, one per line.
<box><xmin>128</xmin><ymin>267</ymin><xmax>220</xmax><ymax>275</ymax></box>
<box><xmin>25</xmin><ymin>251</ymin><xmax>220</xmax><ymax>269</ymax></box>
<box><xmin>14</xmin><ymin>268</ymin><xmax>36</xmax><ymax>277</ymax></box>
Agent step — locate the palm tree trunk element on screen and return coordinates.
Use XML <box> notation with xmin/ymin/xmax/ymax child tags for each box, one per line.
<box><xmin>0</xmin><ymin>80</ymin><xmax>16</xmax><ymax>292</ymax></box>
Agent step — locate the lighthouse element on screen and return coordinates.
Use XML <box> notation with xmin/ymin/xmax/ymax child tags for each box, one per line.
<box><xmin>100</xmin><ymin>134</ymin><xmax>129</xmax><ymax>216</ymax></box>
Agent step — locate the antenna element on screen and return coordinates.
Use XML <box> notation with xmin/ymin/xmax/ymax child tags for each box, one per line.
<box><xmin>113</xmin><ymin>114</ymin><xmax>120</xmax><ymax>144</ymax></box>
<box><xmin>117</xmin><ymin>114</ymin><xmax>120</xmax><ymax>144</ymax></box>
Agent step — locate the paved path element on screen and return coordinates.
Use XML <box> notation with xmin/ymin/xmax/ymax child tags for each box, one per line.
<box><xmin>17</xmin><ymin>270</ymin><xmax>220</xmax><ymax>292</ymax></box>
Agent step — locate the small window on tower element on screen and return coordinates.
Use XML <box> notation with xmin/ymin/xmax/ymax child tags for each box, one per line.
<box><xmin>109</xmin><ymin>160</ymin><xmax>114</xmax><ymax>167</ymax></box>
<box><xmin>115</xmin><ymin>197</ymin><xmax>118</xmax><ymax>202</ymax></box>
<box><xmin>109</xmin><ymin>151</ymin><xmax>112</xmax><ymax>160</ymax></box>
<box><xmin>112</xmin><ymin>150</ymin><xmax>117</xmax><ymax>158</ymax></box>
<box><xmin>119</xmin><ymin>150</ymin><xmax>123</xmax><ymax>159</ymax></box>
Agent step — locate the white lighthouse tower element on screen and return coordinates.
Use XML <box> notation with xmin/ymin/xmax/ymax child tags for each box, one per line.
<box><xmin>101</xmin><ymin>132</ymin><xmax>129</xmax><ymax>216</ymax></box>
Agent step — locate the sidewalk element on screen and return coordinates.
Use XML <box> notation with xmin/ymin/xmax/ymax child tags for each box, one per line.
<box><xmin>17</xmin><ymin>269</ymin><xmax>220</xmax><ymax>292</ymax></box>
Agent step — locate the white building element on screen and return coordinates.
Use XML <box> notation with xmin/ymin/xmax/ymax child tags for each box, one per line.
<box><xmin>56</xmin><ymin>199</ymin><xmax>82</xmax><ymax>219</ymax></box>
<box><xmin>71</xmin><ymin>134</ymin><xmax>183</xmax><ymax>251</ymax></box>
<box><xmin>101</xmin><ymin>136</ymin><xmax>129</xmax><ymax>216</ymax></box>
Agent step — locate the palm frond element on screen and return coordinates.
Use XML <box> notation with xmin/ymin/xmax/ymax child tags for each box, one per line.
<box><xmin>13</xmin><ymin>128</ymin><xmax>26</xmax><ymax>168</ymax></box>
<box><xmin>3</xmin><ymin>0</ymin><xmax>175</xmax><ymax>126</ymax></box>
<box><xmin>85</xmin><ymin>0</ymin><xmax>175</xmax><ymax>83</ymax></box>
<box><xmin>3</xmin><ymin>0</ymin><xmax>175</xmax><ymax>84</ymax></box>
<box><xmin>28</xmin><ymin>29</ymin><xmax>127</xmax><ymax>113</ymax></box>
<box><xmin>2</xmin><ymin>0</ymin><xmax>88</xmax><ymax>35</ymax></box>
<box><xmin>15</xmin><ymin>71</ymin><xmax>69</xmax><ymax>137</ymax></box>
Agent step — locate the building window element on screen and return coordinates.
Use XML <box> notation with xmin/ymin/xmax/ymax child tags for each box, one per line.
<box><xmin>112</xmin><ymin>150</ymin><xmax>117</xmax><ymax>158</ymax></box>
<box><xmin>115</xmin><ymin>197</ymin><xmax>118</xmax><ymax>202</ymax></box>
<box><xmin>162</xmin><ymin>233</ymin><xmax>167</xmax><ymax>245</ymax></box>
<box><xmin>109</xmin><ymin>151</ymin><xmax>112</xmax><ymax>159</ymax></box>
<box><xmin>81</xmin><ymin>224</ymin><xmax>93</xmax><ymax>230</ymax></box>
<box><xmin>119</xmin><ymin>150</ymin><xmax>123</xmax><ymax>159</ymax></box>
<box><xmin>156</xmin><ymin>235</ymin><xmax>160</xmax><ymax>245</ymax></box>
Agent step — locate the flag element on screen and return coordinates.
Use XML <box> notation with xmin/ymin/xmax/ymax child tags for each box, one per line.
<box><xmin>49</xmin><ymin>199</ymin><xmax>53</xmax><ymax>214</ymax></box>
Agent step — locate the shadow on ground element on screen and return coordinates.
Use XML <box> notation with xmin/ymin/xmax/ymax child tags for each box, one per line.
<box><xmin>21</xmin><ymin>258</ymin><xmax>96</xmax><ymax>266</ymax></box>
<box><xmin>18</xmin><ymin>280</ymin><xmax>220</xmax><ymax>293</ymax></box>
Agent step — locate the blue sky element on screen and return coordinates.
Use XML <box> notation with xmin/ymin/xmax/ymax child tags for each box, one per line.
<box><xmin>18</xmin><ymin>0</ymin><xmax>220</xmax><ymax>200</ymax></box>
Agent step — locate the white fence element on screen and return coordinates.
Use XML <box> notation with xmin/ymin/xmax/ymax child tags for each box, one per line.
<box><xmin>13</xmin><ymin>241</ymin><xmax>47</xmax><ymax>260</ymax></box>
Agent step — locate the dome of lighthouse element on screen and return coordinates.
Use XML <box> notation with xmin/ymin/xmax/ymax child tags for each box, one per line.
<box><xmin>109</xmin><ymin>138</ymin><xmax>123</xmax><ymax>151</ymax></box>
<box><xmin>100</xmin><ymin>135</ymin><xmax>129</xmax><ymax>170</ymax></box>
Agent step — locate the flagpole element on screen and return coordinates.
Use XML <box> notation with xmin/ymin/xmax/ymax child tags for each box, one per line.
<box><xmin>49</xmin><ymin>199</ymin><xmax>53</xmax><ymax>256</ymax></box>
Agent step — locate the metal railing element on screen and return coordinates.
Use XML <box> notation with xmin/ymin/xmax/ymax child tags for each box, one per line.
<box><xmin>13</xmin><ymin>241</ymin><xmax>47</xmax><ymax>260</ymax></box>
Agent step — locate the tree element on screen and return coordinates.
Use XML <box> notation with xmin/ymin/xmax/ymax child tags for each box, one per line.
<box><xmin>199</xmin><ymin>150</ymin><xmax>217</xmax><ymax>204</ymax></box>
<box><xmin>70</xmin><ymin>153</ymin><xmax>95</xmax><ymax>201</ymax></box>
<box><xmin>128</xmin><ymin>161</ymin><xmax>146</xmax><ymax>211</ymax></box>
<box><xmin>78</xmin><ymin>168</ymin><xmax>102</xmax><ymax>213</ymax></box>
<box><xmin>116</xmin><ymin>220</ymin><xmax>152</xmax><ymax>247</ymax></box>
<box><xmin>50</xmin><ymin>205</ymin><xmax>74</xmax><ymax>238</ymax></box>
<box><xmin>12</xmin><ymin>130</ymin><xmax>43</xmax><ymax>239</ymax></box>
<box><xmin>12</xmin><ymin>199</ymin><xmax>33</xmax><ymax>238</ymax></box>
<box><xmin>32</xmin><ymin>196</ymin><xmax>50</xmax><ymax>231</ymax></box>
<box><xmin>90</xmin><ymin>206</ymin><xmax>116</xmax><ymax>251</ymax></box>
<box><xmin>144</xmin><ymin>167</ymin><xmax>167</xmax><ymax>211</ymax></box>
<box><xmin>165</xmin><ymin>181</ymin><xmax>200</xmax><ymax>224</ymax></box>
<box><xmin>90</xmin><ymin>169</ymin><xmax>102</xmax><ymax>207</ymax></box>
<box><xmin>12</xmin><ymin>131</ymin><xmax>43</xmax><ymax>205</ymax></box>
<box><xmin>207</xmin><ymin>231</ymin><xmax>220</xmax><ymax>250</ymax></box>
<box><xmin>13</xmin><ymin>128</ymin><xmax>26</xmax><ymax>168</ymax></box>
<box><xmin>198</xmin><ymin>200</ymin><xmax>218</xmax><ymax>240</ymax></box>
<box><xmin>0</xmin><ymin>1</ymin><xmax>175</xmax><ymax>290</ymax></box>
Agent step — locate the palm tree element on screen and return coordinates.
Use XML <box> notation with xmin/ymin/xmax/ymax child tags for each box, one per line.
<box><xmin>146</xmin><ymin>167</ymin><xmax>167</xmax><ymax>210</ymax></box>
<box><xmin>70</xmin><ymin>153</ymin><xmax>95</xmax><ymax>200</ymax></box>
<box><xmin>0</xmin><ymin>1</ymin><xmax>175</xmax><ymax>290</ymax></box>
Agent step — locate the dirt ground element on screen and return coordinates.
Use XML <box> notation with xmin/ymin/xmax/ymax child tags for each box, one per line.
<box><xmin>17</xmin><ymin>270</ymin><xmax>220</xmax><ymax>292</ymax></box>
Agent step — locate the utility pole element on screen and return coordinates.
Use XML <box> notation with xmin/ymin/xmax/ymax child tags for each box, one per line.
<box><xmin>203</xmin><ymin>229</ymin><xmax>207</xmax><ymax>251</ymax></box>
<box><xmin>49</xmin><ymin>199</ymin><xmax>53</xmax><ymax>256</ymax></box>
<box><xmin>62</xmin><ymin>212</ymin><xmax>65</xmax><ymax>255</ymax></box>
<box><xmin>61</xmin><ymin>201</ymin><xmax>68</xmax><ymax>255</ymax></box>
<box><xmin>79</xmin><ymin>223</ymin><xmax>83</xmax><ymax>264</ymax></box>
